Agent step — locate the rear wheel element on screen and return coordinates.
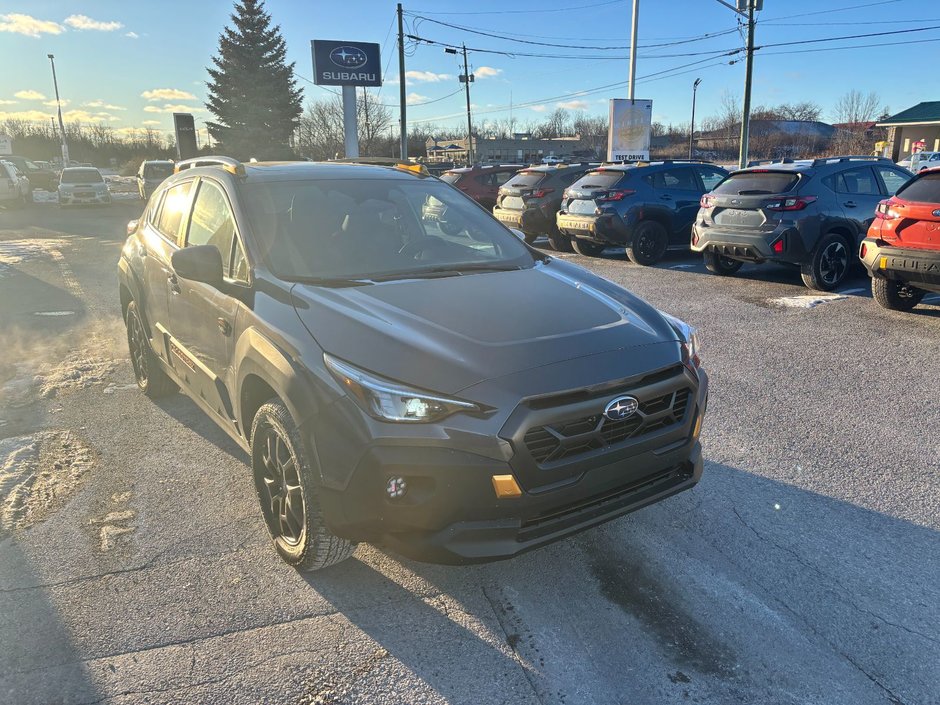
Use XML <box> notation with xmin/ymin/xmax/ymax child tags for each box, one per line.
<box><xmin>871</xmin><ymin>278</ymin><xmax>925</xmax><ymax>311</ymax></box>
<box><xmin>626</xmin><ymin>221</ymin><xmax>668</xmax><ymax>266</ymax></box>
<box><xmin>801</xmin><ymin>233</ymin><xmax>851</xmax><ymax>291</ymax></box>
<box><xmin>702</xmin><ymin>249</ymin><xmax>743</xmax><ymax>276</ymax></box>
<box><xmin>125</xmin><ymin>300</ymin><xmax>178</xmax><ymax>398</ymax></box>
<box><xmin>547</xmin><ymin>227</ymin><xmax>574</xmax><ymax>252</ymax></box>
<box><xmin>251</xmin><ymin>400</ymin><xmax>354</xmax><ymax>571</ymax></box>
<box><xmin>571</xmin><ymin>239</ymin><xmax>606</xmax><ymax>257</ymax></box>
<box><xmin>523</xmin><ymin>232</ymin><xmax>538</xmax><ymax>245</ymax></box>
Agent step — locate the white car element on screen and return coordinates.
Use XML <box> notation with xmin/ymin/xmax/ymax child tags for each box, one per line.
<box><xmin>58</xmin><ymin>167</ymin><xmax>111</xmax><ymax>207</ymax></box>
<box><xmin>0</xmin><ymin>160</ymin><xmax>30</xmax><ymax>208</ymax></box>
<box><xmin>909</xmin><ymin>151</ymin><xmax>940</xmax><ymax>173</ymax></box>
<box><xmin>541</xmin><ymin>155</ymin><xmax>565</xmax><ymax>165</ymax></box>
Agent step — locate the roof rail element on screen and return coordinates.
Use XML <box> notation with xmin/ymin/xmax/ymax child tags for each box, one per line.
<box><xmin>330</xmin><ymin>156</ymin><xmax>429</xmax><ymax>175</ymax></box>
<box><xmin>174</xmin><ymin>155</ymin><xmax>245</xmax><ymax>176</ymax></box>
<box><xmin>811</xmin><ymin>155</ymin><xmax>893</xmax><ymax>167</ymax></box>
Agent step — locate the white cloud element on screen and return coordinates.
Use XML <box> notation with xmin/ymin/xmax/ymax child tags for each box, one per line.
<box><xmin>406</xmin><ymin>93</ymin><xmax>430</xmax><ymax>105</ymax></box>
<box><xmin>475</xmin><ymin>66</ymin><xmax>502</xmax><ymax>79</ymax></box>
<box><xmin>557</xmin><ymin>100</ymin><xmax>589</xmax><ymax>110</ymax></box>
<box><xmin>143</xmin><ymin>103</ymin><xmax>203</xmax><ymax>114</ymax></box>
<box><xmin>141</xmin><ymin>88</ymin><xmax>197</xmax><ymax>102</ymax></box>
<box><xmin>0</xmin><ymin>99</ymin><xmax>18</xmax><ymax>105</ymax></box>
<box><xmin>63</xmin><ymin>14</ymin><xmax>123</xmax><ymax>31</ymax></box>
<box><xmin>125</xmin><ymin>31</ymin><xmax>138</xmax><ymax>39</ymax></box>
<box><xmin>43</xmin><ymin>99</ymin><xmax>70</xmax><ymax>108</ymax></box>
<box><xmin>14</xmin><ymin>89</ymin><xmax>46</xmax><ymax>101</ymax></box>
<box><xmin>530</xmin><ymin>105</ymin><xmax>547</xmax><ymax>113</ymax></box>
<box><xmin>0</xmin><ymin>109</ymin><xmax>53</xmax><ymax>122</ymax></box>
<box><xmin>142</xmin><ymin>120</ymin><xmax>162</xmax><ymax>126</ymax></box>
<box><xmin>0</xmin><ymin>13</ymin><xmax>65</xmax><ymax>38</ymax></box>
<box><xmin>84</xmin><ymin>100</ymin><xmax>126</xmax><ymax>111</ymax></box>
<box><xmin>63</xmin><ymin>109</ymin><xmax>121</xmax><ymax>122</ymax></box>
<box><xmin>405</xmin><ymin>70</ymin><xmax>452</xmax><ymax>83</ymax></box>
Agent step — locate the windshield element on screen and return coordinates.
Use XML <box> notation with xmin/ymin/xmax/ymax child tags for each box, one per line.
<box><xmin>896</xmin><ymin>172</ymin><xmax>940</xmax><ymax>203</ymax></box>
<box><xmin>144</xmin><ymin>163</ymin><xmax>174</xmax><ymax>178</ymax></box>
<box><xmin>240</xmin><ymin>178</ymin><xmax>535</xmax><ymax>281</ymax></box>
<box><xmin>61</xmin><ymin>169</ymin><xmax>104</xmax><ymax>184</ymax></box>
<box><xmin>440</xmin><ymin>172</ymin><xmax>463</xmax><ymax>184</ymax></box>
<box><xmin>504</xmin><ymin>171</ymin><xmax>546</xmax><ymax>189</ymax></box>
<box><xmin>570</xmin><ymin>170</ymin><xmax>626</xmax><ymax>190</ymax></box>
<box><xmin>713</xmin><ymin>171</ymin><xmax>800</xmax><ymax>195</ymax></box>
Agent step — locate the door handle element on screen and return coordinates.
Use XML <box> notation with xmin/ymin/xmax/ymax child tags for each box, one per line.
<box><xmin>217</xmin><ymin>318</ymin><xmax>232</xmax><ymax>336</ymax></box>
<box><xmin>659</xmin><ymin>194</ymin><xmax>672</xmax><ymax>200</ymax></box>
<box><xmin>167</xmin><ymin>271</ymin><xmax>181</xmax><ymax>294</ymax></box>
<box><xmin>844</xmin><ymin>201</ymin><xmax>857</xmax><ymax>208</ymax></box>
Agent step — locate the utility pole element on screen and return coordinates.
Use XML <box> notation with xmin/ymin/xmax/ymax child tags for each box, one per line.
<box><xmin>738</xmin><ymin>0</ymin><xmax>756</xmax><ymax>169</ymax></box>
<box><xmin>397</xmin><ymin>3</ymin><xmax>408</xmax><ymax>159</ymax></box>
<box><xmin>461</xmin><ymin>44</ymin><xmax>474</xmax><ymax>165</ymax></box>
<box><xmin>628</xmin><ymin>0</ymin><xmax>639</xmax><ymax>100</ymax></box>
<box><xmin>689</xmin><ymin>78</ymin><xmax>702</xmax><ymax>160</ymax></box>
<box><xmin>47</xmin><ymin>54</ymin><xmax>69</xmax><ymax>165</ymax></box>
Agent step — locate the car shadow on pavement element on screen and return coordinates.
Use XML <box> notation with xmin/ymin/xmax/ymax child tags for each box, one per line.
<box><xmin>302</xmin><ymin>460</ymin><xmax>939</xmax><ymax>705</ymax></box>
<box><xmin>152</xmin><ymin>393</ymin><xmax>248</xmax><ymax>463</ymax></box>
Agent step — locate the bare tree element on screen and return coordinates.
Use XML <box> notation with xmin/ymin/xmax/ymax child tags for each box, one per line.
<box><xmin>832</xmin><ymin>90</ymin><xmax>882</xmax><ymax>125</ymax></box>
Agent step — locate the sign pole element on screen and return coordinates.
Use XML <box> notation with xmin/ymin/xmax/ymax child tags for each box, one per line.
<box><xmin>627</xmin><ymin>0</ymin><xmax>639</xmax><ymax>101</ymax></box>
<box><xmin>738</xmin><ymin>0</ymin><xmax>756</xmax><ymax>169</ymax></box>
<box><xmin>397</xmin><ymin>4</ymin><xmax>407</xmax><ymax>159</ymax></box>
<box><xmin>342</xmin><ymin>85</ymin><xmax>359</xmax><ymax>158</ymax></box>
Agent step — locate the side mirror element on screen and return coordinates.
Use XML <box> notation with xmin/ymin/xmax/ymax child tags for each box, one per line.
<box><xmin>171</xmin><ymin>245</ymin><xmax>223</xmax><ymax>287</ymax></box>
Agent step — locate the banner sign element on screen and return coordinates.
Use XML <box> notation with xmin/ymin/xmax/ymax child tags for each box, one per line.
<box><xmin>607</xmin><ymin>99</ymin><xmax>653</xmax><ymax>162</ymax></box>
<box><xmin>0</xmin><ymin>134</ymin><xmax>12</xmax><ymax>156</ymax></box>
<box><xmin>173</xmin><ymin>113</ymin><xmax>198</xmax><ymax>161</ymax></box>
<box><xmin>311</xmin><ymin>40</ymin><xmax>382</xmax><ymax>87</ymax></box>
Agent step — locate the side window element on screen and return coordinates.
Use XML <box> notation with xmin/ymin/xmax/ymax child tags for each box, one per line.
<box><xmin>836</xmin><ymin>167</ymin><xmax>880</xmax><ymax>196</ymax></box>
<box><xmin>560</xmin><ymin>171</ymin><xmax>582</xmax><ymax>185</ymax></box>
<box><xmin>697</xmin><ymin>168</ymin><xmax>725</xmax><ymax>192</ymax></box>
<box><xmin>494</xmin><ymin>171</ymin><xmax>515</xmax><ymax>186</ymax></box>
<box><xmin>653</xmin><ymin>168</ymin><xmax>697</xmax><ymax>190</ymax></box>
<box><xmin>156</xmin><ymin>181</ymin><xmax>193</xmax><ymax>242</ymax></box>
<box><xmin>876</xmin><ymin>167</ymin><xmax>909</xmax><ymax>196</ymax></box>
<box><xmin>231</xmin><ymin>241</ymin><xmax>249</xmax><ymax>282</ymax></box>
<box><xmin>185</xmin><ymin>180</ymin><xmax>238</xmax><ymax>277</ymax></box>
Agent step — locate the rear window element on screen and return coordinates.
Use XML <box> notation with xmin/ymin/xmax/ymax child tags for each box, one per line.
<box><xmin>570</xmin><ymin>170</ymin><xmax>626</xmax><ymax>190</ymax></box>
<box><xmin>896</xmin><ymin>172</ymin><xmax>940</xmax><ymax>203</ymax></box>
<box><xmin>61</xmin><ymin>169</ymin><xmax>104</xmax><ymax>184</ymax></box>
<box><xmin>504</xmin><ymin>171</ymin><xmax>546</xmax><ymax>188</ymax></box>
<box><xmin>144</xmin><ymin>163</ymin><xmax>174</xmax><ymax>178</ymax></box>
<box><xmin>713</xmin><ymin>171</ymin><xmax>800</xmax><ymax>195</ymax></box>
<box><xmin>440</xmin><ymin>172</ymin><xmax>463</xmax><ymax>184</ymax></box>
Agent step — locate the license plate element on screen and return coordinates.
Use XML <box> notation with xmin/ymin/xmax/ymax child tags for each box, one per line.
<box><xmin>496</xmin><ymin>211</ymin><xmax>521</xmax><ymax>225</ymax></box>
<box><xmin>558</xmin><ymin>217</ymin><xmax>591</xmax><ymax>232</ymax></box>
<box><xmin>715</xmin><ymin>208</ymin><xmax>763</xmax><ymax>227</ymax></box>
<box><xmin>568</xmin><ymin>199</ymin><xmax>597</xmax><ymax>215</ymax></box>
<box><xmin>77</xmin><ymin>192</ymin><xmax>94</xmax><ymax>198</ymax></box>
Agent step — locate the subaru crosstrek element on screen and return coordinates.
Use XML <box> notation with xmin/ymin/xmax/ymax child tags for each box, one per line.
<box><xmin>556</xmin><ymin>161</ymin><xmax>727</xmax><ymax>263</ymax></box>
<box><xmin>692</xmin><ymin>156</ymin><xmax>912</xmax><ymax>290</ymax></box>
<box><xmin>423</xmin><ymin>164</ymin><xmax>522</xmax><ymax>234</ymax></box>
<box><xmin>118</xmin><ymin>156</ymin><xmax>708</xmax><ymax>570</ymax></box>
<box><xmin>860</xmin><ymin>167</ymin><xmax>940</xmax><ymax>311</ymax></box>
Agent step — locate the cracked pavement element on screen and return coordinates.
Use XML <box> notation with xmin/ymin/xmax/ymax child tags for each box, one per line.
<box><xmin>0</xmin><ymin>204</ymin><xmax>937</xmax><ymax>704</ymax></box>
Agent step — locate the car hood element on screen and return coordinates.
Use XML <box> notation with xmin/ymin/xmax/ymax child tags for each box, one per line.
<box><xmin>290</xmin><ymin>259</ymin><xmax>680</xmax><ymax>395</ymax></box>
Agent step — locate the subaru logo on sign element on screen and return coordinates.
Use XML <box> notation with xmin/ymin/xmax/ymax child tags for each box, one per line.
<box><xmin>603</xmin><ymin>396</ymin><xmax>639</xmax><ymax>421</ymax></box>
<box><xmin>330</xmin><ymin>46</ymin><xmax>368</xmax><ymax>69</ymax></box>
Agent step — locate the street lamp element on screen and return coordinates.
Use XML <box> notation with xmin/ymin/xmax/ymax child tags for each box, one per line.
<box><xmin>47</xmin><ymin>54</ymin><xmax>70</xmax><ymax>165</ymax></box>
<box><xmin>688</xmin><ymin>77</ymin><xmax>702</xmax><ymax>160</ymax></box>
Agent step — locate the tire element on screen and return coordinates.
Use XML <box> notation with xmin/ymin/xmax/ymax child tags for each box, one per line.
<box><xmin>547</xmin><ymin>228</ymin><xmax>574</xmax><ymax>252</ymax></box>
<box><xmin>250</xmin><ymin>400</ymin><xmax>355</xmax><ymax>571</ymax></box>
<box><xmin>703</xmin><ymin>249</ymin><xmax>743</xmax><ymax>276</ymax></box>
<box><xmin>626</xmin><ymin>221</ymin><xmax>669</xmax><ymax>266</ymax></box>
<box><xmin>438</xmin><ymin>219</ymin><xmax>462</xmax><ymax>236</ymax></box>
<box><xmin>125</xmin><ymin>300</ymin><xmax>178</xmax><ymax>398</ymax></box>
<box><xmin>801</xmin><ymin>233</ymin><xmax>851</xmax><ymax>291</ymax></box>
<box><xmin>523</xmin><ymin>232</ymin><xmax>538</xmax><ymax>245</ymax></box>
<box><xmin>871</xmin><ymin>277</ymin><xmax>925</xmax><ymax>312</ymax></box>
<box><xmin>571</xmin><ymin>239</ymin><xmax>606</xmax><ymax>257</ymax></box>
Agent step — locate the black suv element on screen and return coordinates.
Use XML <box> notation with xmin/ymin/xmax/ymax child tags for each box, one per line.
<box><xmin>118</xmin><ymin>156</ymin><xmax>707</xmax><ymax>570</ymax></box>
<box><xmin>556</xmin><ymin>161</ymin><xmax>728</xmax><ymax>263</ymax></box>
<box><xmin>692</xmin><ymin>156</ymin><xmax>913</xmax><ymax>290</ymax></box>
<box><xmin>492</xmin><ymin>163</ymin><xmax>599</xmax><ymax>250</ymax></box>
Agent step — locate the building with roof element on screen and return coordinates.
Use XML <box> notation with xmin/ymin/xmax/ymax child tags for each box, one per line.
<box><xmin>877</xmin><ymin>102</ymin><xmax>940</xmax><ymax>161</ymax></box>
<box><xmin>425</xmin><ymin>134</ymin><xmax>588</xmax><ymax>164</ymax></box>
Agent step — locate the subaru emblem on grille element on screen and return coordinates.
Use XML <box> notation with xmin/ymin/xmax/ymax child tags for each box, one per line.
<box><xmin>603</xmin><ymin>395</ymin><xmax>639</xmax><ymax>421</ymax></box>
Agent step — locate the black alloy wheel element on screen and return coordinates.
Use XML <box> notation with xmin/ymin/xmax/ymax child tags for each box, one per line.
<box><xmin>626</xmin><ymin>221</ymin><xmax>668</xmax><ymax>266</ymax></box>
<box><xmin>256</xmin><ymin>423</ymin><xmax>307</xmax><ymax>547</ymax></box>
<box><xmin>702</xmin><ymin>249</ymin><xmax>743</xmax><ymax>275</ymax></box>
<box><xmin>871</xmin><ymin>278</ymin><xmax>925</xmax><ymax>312</ymax></box>
<box><xmin>801</xmin><ymin>233</ymin><xmax>851</xmax><ymax>291</ymax></box>
<box><xmin>125</xmin><ymin>300</ymin><xmax>177</xmax><ymax>398</ymax></box>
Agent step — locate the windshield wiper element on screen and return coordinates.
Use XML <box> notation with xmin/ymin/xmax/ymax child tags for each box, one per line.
<box><xmin>368</xmin><ymin>263</ymin><xmax>524</xmax><ymax>282</ymax></box>
<box><xmin>288</xmin><ymin>276</ymin><xmax>372</xmax><ymax>288</ymax></box>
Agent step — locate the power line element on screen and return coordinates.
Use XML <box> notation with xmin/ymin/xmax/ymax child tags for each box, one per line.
<box><xmin>756</xmin><ymin>23</ymin><xmax>940</xmax><ymax>49</ymax></box>
<box><xmin>296</xmin><ymin>73</ymin><xmax>462</xmax><ymax>108</ymax></box>
<box><xmin>758</xmin><ymin>0</ymin><xmax>903</xmax><ymax>22</ymax></box>
<box><xmin>406</xmin><ymin>0</ymin><xmax>621</xmax><ymax>16</ymax></box>
<box><xmin>757</xmin><ymin>34</ymin><xmax>940</xmax><ymax>57</ymax></box>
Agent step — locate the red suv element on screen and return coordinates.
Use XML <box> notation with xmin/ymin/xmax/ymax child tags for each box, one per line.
<box><xmin>860</xmin><ymin>167</ymin><xmax>940</xmax><ymax>311</ymax></box>
<box><xmin>440</xmin><ymin>164</ymin><xmax>524</xmax><ymax>209</ymax></box>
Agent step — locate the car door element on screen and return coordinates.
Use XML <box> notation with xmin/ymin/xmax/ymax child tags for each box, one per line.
<box><xmin>653</xmin><ymin>167</ymin><xmax>702</xmax><ymax>244</ymax></box>
<box><xmin>165</xmin><ymin>177</ymin><xmax>247</xmax><ymax>426</ymax></box>
<box><xmin>0</xmin><ymin>163</ymin><xmax>14</xmax><ymax>199</ymax></box>
<box><xmin>833</xmin><ymin>166</ymin><xmax>883</xmax><ymax>236</ymax></box>
<box><xmin>140</xmin><ymin>179</ymin><xmax>194</xmax><ymax>365</ymax></box>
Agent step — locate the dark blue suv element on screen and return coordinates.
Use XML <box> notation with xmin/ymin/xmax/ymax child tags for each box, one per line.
<box><xmin>556</xmin><ymin>161</ymin><xmax>728</xmax><ymax>264</ymax></box>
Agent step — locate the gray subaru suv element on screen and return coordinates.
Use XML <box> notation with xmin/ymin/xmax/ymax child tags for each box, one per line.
<box><xmin>692</xmin><ymin>156</ymin><xmax>912</xmax><ymax>290</ymax></box>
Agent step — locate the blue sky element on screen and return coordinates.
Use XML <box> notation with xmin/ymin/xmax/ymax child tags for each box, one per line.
<box><xmin>1</xmin><ymin>0</ymin><xmax>938</xmax><ymax>143</ymax></box>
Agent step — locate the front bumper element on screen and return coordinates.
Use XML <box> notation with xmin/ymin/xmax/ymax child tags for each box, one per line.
<box><xmin>692</xmin><ymin>222</ymin><xmax>807</xmax><ymax>264</ymax></box>
<box><xmin>315</xmin><ymin>365</ymin><xmax>708</xmax><ymax>564</ymax></box>
<box><xmin>59</xmin><ymin>191</ymin><xmax>111</xmax><ymax>205</ymax></box>
<box><xmin>860</xmin><ymin>237</ymin><xmax>940</xmax><ymax>290</ymax></box>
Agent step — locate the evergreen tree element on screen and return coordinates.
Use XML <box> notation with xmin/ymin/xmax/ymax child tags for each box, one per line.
<box><xmin>205</xmin><ymin>0</ymin><xmax>302</xmax><ymax>159</ymax></box>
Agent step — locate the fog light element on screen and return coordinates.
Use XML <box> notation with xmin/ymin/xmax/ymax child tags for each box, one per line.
<box><xmin>386</xmin><ymin>476</ymin><xmax>407</xmax><ymax>499</ymax></box>
<box><xmin>860</xmin><ymin>242</ymin><xmax>868</xmax><ymax>258</ymax></box>
<box><xmin>491</xmin><ymin>474</ymin><xmax>522</xmax><ymax>499</ymax></box>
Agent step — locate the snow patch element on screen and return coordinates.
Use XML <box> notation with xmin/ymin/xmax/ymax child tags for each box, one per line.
<box><xmin>767</xmin><ymin>294</ymin><xmax>848</xmax><ymax>309</ymax></box>
<box><xmin>33</xmin><ymin>310</ymin><xmax>76</xmax><ymax>317</ymax></box>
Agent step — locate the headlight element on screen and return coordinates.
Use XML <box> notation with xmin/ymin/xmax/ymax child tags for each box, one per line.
<box><xmin>323</xmin><ymin>353</ymin><xmax>480</xmax><ymax>423</ymax></box>
<box><xmin>659</xmin><ymin>312</ymin><xmax>701</xmax><ymax>368</ymax></box>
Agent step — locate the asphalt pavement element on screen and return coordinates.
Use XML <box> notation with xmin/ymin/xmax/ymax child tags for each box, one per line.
<box><xmin>0</xmin><ymin>202</ymin><xmax>937</xmax><ymax>705</ymax></box>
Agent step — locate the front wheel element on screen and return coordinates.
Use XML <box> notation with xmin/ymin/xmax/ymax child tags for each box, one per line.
<box><xmin>251</xmin><ymin>400</ymin><xmax>355</xmax><ymax>571</ymax></box>
<box><xmin>703</xmin><ymin>249</ymin><xmax>743</xmax><ymax>275</ymax></box>
<box><xmin>626</xmin><ymin>221</ymin><xmax>668</xmax><ymax>266</ymax></box>
<box><xmin>125</xmin><ymin>300</ymin><xmax>178</xmax><ymax>398</ymax></box>
<box><xmin>571</xmin><ymin>239</ymin><xmax>606</xmax><ymax>257</ymax></box>
<box><xmin>801</xmin><ymin>233</ymin><xmax>851</xmax><ymax>291</ymax></box>
<box><xmin>871</xmin><ymin>277</ymin><xmax>925</xmax><ymax>311</ymax></box>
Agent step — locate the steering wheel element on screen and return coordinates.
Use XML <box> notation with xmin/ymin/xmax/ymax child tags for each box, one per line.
<box><xmin>398</xmin><ymin>236</ymin><xmax>440</xmax><ymax>258</ymax></box>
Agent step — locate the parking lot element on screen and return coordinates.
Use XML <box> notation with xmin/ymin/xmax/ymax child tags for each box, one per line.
<box><xmin>1</xmin><ymin>202</ymin><xmax>938</xmax><ymax>705</ymax></box>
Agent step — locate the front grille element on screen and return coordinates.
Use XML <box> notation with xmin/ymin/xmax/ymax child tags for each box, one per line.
<box><xmin>523</xmin><ymin>388</ymin><xmax>692</xmax><ymax>465</ymax></box>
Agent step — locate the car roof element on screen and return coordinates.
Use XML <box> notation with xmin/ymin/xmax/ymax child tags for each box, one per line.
<box><xmin>171</xmin><ymin>160</ymin><xmax>429</xmax><ymax>184</ymax></box>
<box><xmin>61</xmin><ymin>166</ymin><xmax>101</xmax><ymax>173</ymax></box>
<box><xmin>142</xmin><ymin>160</ymin><xmax>174</xmax><ymax>165</ymax></box>
<box><xmin>445</xmin><ymin>164</ymin><xmax>523</xmax><ymax>173</ymax></box>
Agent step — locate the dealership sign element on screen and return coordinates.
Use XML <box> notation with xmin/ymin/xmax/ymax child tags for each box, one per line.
<box><xmin>311</xmin><ymin>40</ymin><xmax>382</xmax><ymax>87</ymax></box>
<box><xmin>607</xmin><ymin>99</ymin><xmax>653</xmax><ymax>162</ymax></box>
